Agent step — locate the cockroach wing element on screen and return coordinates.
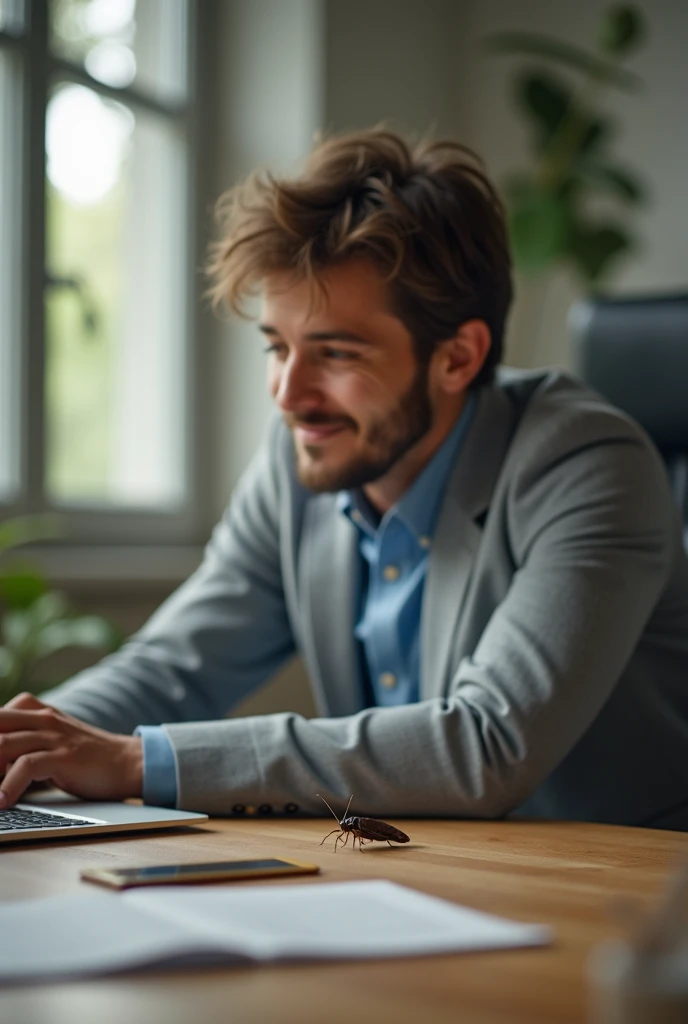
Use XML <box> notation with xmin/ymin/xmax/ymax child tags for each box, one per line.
<box><xmin>357</xmin><ymin>817</ymin><xmax>410</xmax><ymax>843</ymax></box>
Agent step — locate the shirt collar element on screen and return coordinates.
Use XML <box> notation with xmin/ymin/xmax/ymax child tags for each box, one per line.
<box><xmin>338</xmin><ymin>392</ymin><xmax>476</xmax><ymax>541</ymax></box>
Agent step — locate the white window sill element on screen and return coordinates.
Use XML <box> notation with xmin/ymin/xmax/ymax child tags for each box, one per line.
<box><xmin>19</xmin><ymin>545</ymin><xmax>204</xmax><ymax>588</ymax></box>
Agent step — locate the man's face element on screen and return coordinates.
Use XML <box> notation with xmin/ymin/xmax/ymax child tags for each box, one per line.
<box><xmin>260</xmin><ymin>259</ymin><xmax>435</xmax><ymax>495</ymax></box>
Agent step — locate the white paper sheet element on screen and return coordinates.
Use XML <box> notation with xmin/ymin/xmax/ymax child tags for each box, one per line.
<box><xmin>0</xmin><ymin>879</ymin><xmax>552</xmax><ymax>983</ymax></box>
<box><xmin>0</xmin><ymin>890</ymin><xmax>231</xmax><ymax>981</ymax></box>
<box><xmin>127</xmin><ymin>880</ymin><xmax>552</xmax><ymax>960</ymax></box>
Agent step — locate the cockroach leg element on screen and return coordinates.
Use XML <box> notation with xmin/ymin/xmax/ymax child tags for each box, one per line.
<box><xmin>319</xmin><ymin>828</ymin><xmax>341</xmax><ymax>848</ymax></box>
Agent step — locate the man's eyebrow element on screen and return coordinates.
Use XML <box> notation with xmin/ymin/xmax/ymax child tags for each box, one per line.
<box><xmin>258</xmin><ymin>324</ymin><xmax>372</xmax><ymax>344</ymax></box>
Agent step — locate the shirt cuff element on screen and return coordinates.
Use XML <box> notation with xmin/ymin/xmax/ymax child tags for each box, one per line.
<box><xmin>134</xmin><ymin>726</ymin><xmax>178</xmax><ymax>808</ymax></box>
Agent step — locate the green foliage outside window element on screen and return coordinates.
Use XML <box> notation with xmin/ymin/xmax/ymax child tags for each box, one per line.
<box><xmin>46</xmin><ymin>178</ymin><xmax>123</xmax><ymax>500</ymax></box>
<box><xmin>485</xmin><ymin>4</ymin><xmax>646</xmax><ymax>286</ymax></box>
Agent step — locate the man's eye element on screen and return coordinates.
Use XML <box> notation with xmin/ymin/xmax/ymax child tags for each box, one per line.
<box><xmin>322</xmin><ymin>347</ymin><xmax>355</xmax><ymax>361</ymax></box>
<box><xmin>264</xmin><ymin>343</ymin><xmax>287</xmax><ymax>358</ymax></box>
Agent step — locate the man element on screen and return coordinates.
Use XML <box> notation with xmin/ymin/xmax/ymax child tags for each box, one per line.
<box><xmin>2</xmin><ymin>129</ymin><xmax>688</xmax><ymax>828</ymax></box>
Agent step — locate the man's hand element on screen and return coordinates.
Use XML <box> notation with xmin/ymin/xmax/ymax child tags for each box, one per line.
<box><xmin>0</xmin><ymin>693</ymin><xmax>143</xmax><ymax>808</ymax></box>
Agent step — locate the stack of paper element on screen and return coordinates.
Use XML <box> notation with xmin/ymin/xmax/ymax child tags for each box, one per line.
<box><xmin>0</xmin><ymin>879</ymin><xmax>552</xmax><ymax>983</ymax></box>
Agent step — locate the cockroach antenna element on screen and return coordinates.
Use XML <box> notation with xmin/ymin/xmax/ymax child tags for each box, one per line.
<box><xmin>315</xmin><ymin>793</ymin><xmax>353</xmax><ymax>823</ymax></box>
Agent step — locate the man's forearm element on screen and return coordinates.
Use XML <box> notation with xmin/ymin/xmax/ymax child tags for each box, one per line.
<box><xmin>161</xmin><ymin>698</ymin><xmax>536</xmax><ymax>819</ymax></box>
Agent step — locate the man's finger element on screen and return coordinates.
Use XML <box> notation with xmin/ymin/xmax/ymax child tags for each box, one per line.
<box><xmin>0</xmin><ymin>751</ymin><xmax>61</xmax><ymax>808</ymax></box>
<box><xmin>0</xmin><ymin>730</ymin><xmax>58</xmax><ymax>773</ymax></box>
<box><xmin>0</xmin><ymin>707</ymin><xmax>62</xmax><ymax>733</ymax></box>
<box><xmin>5</xmin><ymin>692</ymin><xmax>46</xmax><ymax>711</ymax></box>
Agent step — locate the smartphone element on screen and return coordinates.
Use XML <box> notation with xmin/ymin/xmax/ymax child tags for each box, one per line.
<box><xmin>80</xmin><ymin>857</ymin><xmax>320</xmax><ymax>890</ymax></box>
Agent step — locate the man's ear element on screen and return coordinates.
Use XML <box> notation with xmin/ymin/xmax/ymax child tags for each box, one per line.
<box><xmin>433</xmin><ymin>319</ymin><xmax>492</xmax><ymax>394</ymax></box>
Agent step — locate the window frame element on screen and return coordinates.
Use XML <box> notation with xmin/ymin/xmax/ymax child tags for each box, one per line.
<box><xmin>0</xmin><ymin>0</ymin><xmax>210</xmax><ymax>551</ymax></box>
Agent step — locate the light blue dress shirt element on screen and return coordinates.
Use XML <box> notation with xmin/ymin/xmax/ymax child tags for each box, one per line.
<box><xmin>338</xmin><ymin>396</ymin><xmax>475</xmax><ymax>707</ymax></box>
<box><xmin>136</xmin><ymin>397</ymin><xmax>475</xmax><ymax>806</ymax></box>
<box><xmin>134</xmin><ymin>725</ymin><xmax>178</xmax><ymax>808</ymax></box>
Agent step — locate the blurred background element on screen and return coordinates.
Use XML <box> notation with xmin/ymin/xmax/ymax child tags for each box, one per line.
<box><xmin>0</xmin><ymin>0</ymin><xmax>686</xmax><ymax>713</ymax></box>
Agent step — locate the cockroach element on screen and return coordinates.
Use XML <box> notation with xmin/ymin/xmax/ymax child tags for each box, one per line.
<box><xmin>316</xmin><ymin>793</ymin><xmax>410</xmax><ymax>852</ymax></box>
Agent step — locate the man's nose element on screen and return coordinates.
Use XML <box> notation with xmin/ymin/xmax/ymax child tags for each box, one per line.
<box><xmin>272</xmin><ymin>354</ymin><xmax>320</xmax><ymax>413</ymax></box>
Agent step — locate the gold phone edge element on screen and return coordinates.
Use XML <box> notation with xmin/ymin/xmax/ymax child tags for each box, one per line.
<box><xmin>80</xmin><ymin>861</ymin><xmax>320</xmax><ymax>889</ymax></box>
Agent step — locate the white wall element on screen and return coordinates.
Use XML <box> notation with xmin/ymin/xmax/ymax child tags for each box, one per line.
<box><xmin>208</xmin><ymin>0</ymin><xmax>324</xmax><ymax>514</ymax></box>
<box><xmin>325</xmin><ymin>0</ymin><xmax>456</xmax><ymax>137</ymax></box>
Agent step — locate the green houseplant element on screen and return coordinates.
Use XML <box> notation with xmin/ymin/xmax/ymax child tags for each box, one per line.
<box><xmin>485</xmin><ymin>3</ymin><xmax>647</xmax><ymax>288</ymax></box>
<box><xmin>0</xmin><ymin>516</ymin><xmax>122</xmax><ymax>704</ymax></box>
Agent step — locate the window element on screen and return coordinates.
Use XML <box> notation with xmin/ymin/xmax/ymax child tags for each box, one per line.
<box><xmin>0</xmin><ymin>0</ymin><xmax>203</xmax><ymax>547</ymax></box>
<box><xmin>0</xmin><ymin>29</ymin><xmax>22</xmax><ymax>502</ymax></box>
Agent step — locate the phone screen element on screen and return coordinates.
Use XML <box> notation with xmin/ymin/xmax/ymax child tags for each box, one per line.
<box><xmin>81</xmin><ymin>858</ymin><xmax>320</xmax><ymax>889</ymax></box>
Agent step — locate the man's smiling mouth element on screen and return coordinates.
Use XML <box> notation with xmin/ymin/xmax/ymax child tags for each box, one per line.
<box><xmin>293</xmin><ymin>422</ymin><xmax>348</xmax><ymax>444</ymax></box>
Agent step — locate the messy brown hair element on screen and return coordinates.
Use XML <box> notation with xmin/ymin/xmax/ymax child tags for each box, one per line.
<box><xmin>206</xmin><ymin>128</ymin><xmax>512</xmax><ymax>387</ymax></box>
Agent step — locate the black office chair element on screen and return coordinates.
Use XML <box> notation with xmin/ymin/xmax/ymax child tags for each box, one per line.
<box><xmin>569</xmin><ymin>293</ymin><xmax>688</xmax><ymax>547</ymax></box>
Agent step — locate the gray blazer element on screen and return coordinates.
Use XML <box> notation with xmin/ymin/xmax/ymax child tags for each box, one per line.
<box><xmin>46</xmin><ymin>369</ymin><xmax>688</xmax><ymax>828</ymax></box>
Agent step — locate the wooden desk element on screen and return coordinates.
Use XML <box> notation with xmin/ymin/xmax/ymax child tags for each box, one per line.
<box><xmin>0</xmin><ymin>817</ymin><xmax>686</xmax><ymax>1024</ymax></box>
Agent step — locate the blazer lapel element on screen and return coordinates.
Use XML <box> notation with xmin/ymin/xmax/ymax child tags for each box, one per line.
<box><xmin>421</xmin><ymin>386</ymin><xmax>517</xmax><ymax>699</ymax></box>
<box><xmin>300</xmin><ymin>494</ymin><xmax>364</xmax><ymax>717</ymax></box>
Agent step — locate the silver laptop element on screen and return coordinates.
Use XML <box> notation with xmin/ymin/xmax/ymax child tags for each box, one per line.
<box><xmin>0</xmin><ymin>792</ymin><xmax>208</xmax><ymax>844</ymax></box>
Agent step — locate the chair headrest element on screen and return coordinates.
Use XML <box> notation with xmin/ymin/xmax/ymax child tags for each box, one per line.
<box><xmin>569</xmin><ymin>293</ymin><xmax>688</xmax><ymax>453</ymax></box>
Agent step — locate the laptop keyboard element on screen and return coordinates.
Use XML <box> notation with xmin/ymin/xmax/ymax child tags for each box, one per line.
<box><xmin>0</xmin><ymin>807</ymin><xmax>95</xmax><ymax>831</ymax></box>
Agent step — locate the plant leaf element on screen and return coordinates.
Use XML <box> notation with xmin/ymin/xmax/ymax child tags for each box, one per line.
<box><xmin>576</xmin><ymin>162</ymin><xmax>646</xmax><ymax>203</ymax></box>
<box><xmin>63</xmin><ymin>615</ymin><xmax>121</xmax><ymax>650</ymax></box>
<box><xmin>577</xmin><ymin>118</ymin><xmax>613</xmax><ymax>158</ymax></box>
<box><xmin>598</xmin><ymin>5</ymin><xmax>645</xmax><ymax>57</ymax></box>
<box><xmin>0</xmin><ymin>515</ymin><xmax>61</xmax><ymax>558</ymax></box>
<box><xmin>28</xmin><ymin>591</ymin><xmax>71</xmax><ymax>628</ymax></box>
<box><xmin>0</xmin><ymin>568</ymin><xmax>49</xmax><ymax>610</ymax></box>
<box><xmin>567</xmin><ymin>222</ymin><xmax>633</xmax><ymax>283</ymax></box>
<box><xmin>514</xmin><ymin>72</ymin><xmax>613</xmax><ymax>160</ymax></box>
<box><xmin>508</xmin><ymin>189</ymin><xmax>570</xmax><ymax>272</ymax></box>
<box><xmin>515</xmin><ymin>71</ymin><xmax>570</xmax><ymax>146</ymax></box>
<box><xmin>0</xmin><ymin>645</ymin><xmax>16</xmax><ymax>682</ymax></box>
<box><xmin>1</xmin><ymin>609</ymin><xmax>33</xmax><ymax>652</ymax></box>
<box><xmin>484</xmin><ymin>31</ymin><xmax>643</xmax><ymax>91</ymax></box>
<box><xmin>34</xmin><ymin>616</ymin><xmax>121</xmax><ymax>659</ymax></box>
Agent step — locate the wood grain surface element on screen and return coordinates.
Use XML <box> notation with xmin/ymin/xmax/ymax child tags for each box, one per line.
<box><xmin>0</xmin><ymin>816</ymin><xmax>686</xmax><ymax>1024</ymax></box>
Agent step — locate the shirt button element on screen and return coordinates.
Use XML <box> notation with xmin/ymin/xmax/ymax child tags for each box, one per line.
<box><xmin>419</xmin><ymin>536</ymin><xmax>431</xmax><ymax>549</ymax></box>
<box><xmin>382</xmin><ymin>564</ymin><xmax>400</xmax><ymax>581</ymax></box>
<box><xmin>379</xmin><ymin>672</ymin><xmax>397</xmax><ymax>689</ymax></box>
<box><xmin>351</xmin><ymin>509</ymin><xmax>364</xmax><ymax>524</ymax></box>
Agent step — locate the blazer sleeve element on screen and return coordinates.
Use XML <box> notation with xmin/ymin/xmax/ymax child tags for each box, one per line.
<box><xmin>162</xmin><ymin>415</ymin><xmax>679</xmax><ymax>818</ymax></box>
<box><xmin>41</xmin><ymin>417</ymin><xmax>297</xmax><ymax>735</ymax></box>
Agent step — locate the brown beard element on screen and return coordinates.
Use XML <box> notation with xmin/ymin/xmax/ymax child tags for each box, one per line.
<box><xmin>289</xmin><ymin>361</ymin><xmax>433</xmax><ymax>493</ymax></box>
